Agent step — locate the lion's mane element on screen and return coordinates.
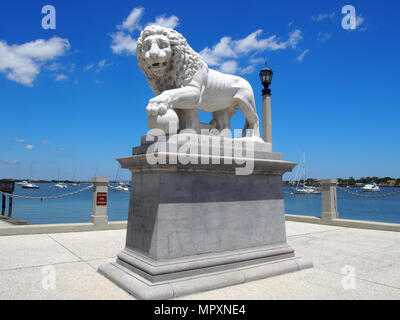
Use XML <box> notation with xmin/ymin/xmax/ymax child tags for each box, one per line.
<box><xmin>136</xmin><ymin>25</ymin><xmax>205</xmax><ymax>95</ymax></box>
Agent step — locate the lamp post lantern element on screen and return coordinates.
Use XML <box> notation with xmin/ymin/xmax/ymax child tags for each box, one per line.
<box><xmin>259</xmin><ymin>61</ymin><xmax>273</xmax><ymax>144</ymax></box>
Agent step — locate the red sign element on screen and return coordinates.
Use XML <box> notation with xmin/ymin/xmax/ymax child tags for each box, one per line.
<box><xmin>96</xmin><ymin>192</ymin><xmax>107</xmax><ymax>206</ymax></box>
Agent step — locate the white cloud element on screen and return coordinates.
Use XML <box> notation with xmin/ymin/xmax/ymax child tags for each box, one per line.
<box><xmin>118</xmin><ymin>7</ymin><xmax>144</xmax><ymax>32</ymax></box>
<box><xmin>42</xmin><ymin>140</ymin><xmax>51</xmax><ymax>144</ymax></box>
<box><xmin>218</xmin><ymin>61</ymin><xmax>256</xmax><ymax>75</ymax></box>
<box><xmin>147</xmin><ymin>15</ymin><xmax>179</xmax><ymax>29</ymax></box>
<box><xmin>356</xmin><ymin>15</ymin><xmax>365</xmax><ymax>27</ymax></box>
<box><xmin>84</xmin><ymin>64</ymin><xmax>94</xmax><ymax>71</ymax></box>
<box><xmin>238</xmin><ymin>65</ymin><xmax>255</xmax><ymax>75</ymax></box>
<box><xmin>297</xmin><ymin>49</ymin><xmax>309</xmax><ymax>63</ymax></box>
<box><xmin>249</xmin><ymin>57</ymin><xmax>265</xmax><ymax>65</ymax></box>
<box><xmin>317</xmin><ymin>32</ymin><xmax>332</xmax><ymax>42</ymax></box>
<box><xmin>312</xmin><ymin>12</ymin><xmax>336</xmax><ymax>22</ymax></box>
<box><xmin>233</xmin><ymin>29</ymin><xmax>301</xmax><ymax>54</ymax></box>
<box><xmin>97</xmin><ymin>59</ymin><xmax>112</xmax><ymax>71</ymax></box>
<box><xmin>200</xmin><ymin>37</ymin><xmax>237</xmax><ymax>66</ymax></box>
<box><xmin>55</xmin><ymin>74</ymin><xmax>68</xmax><ymax>81</ymax></box>
<box><xmin>85</xmin><ymin>60</ymin><xmax>111</xmax><ymax>72</ymax></box>
<box><xmin>25</xmin><ymin>145</ymin><xmax>34</xmax><ymax>150</ymax></box>
<box><xmin>98</xmin><ymin>59</ymin><xmax>106</xmax><ymax>68</ymax></box>
<box><xmin>200</xmin><ymin>29</ymin><xmax>303</xmax><ymax>75</ymax></box>
<box><xmin>45</xmin><ymin>62</ymin><xmax>61</xmax><ymax>71</ymax></box>
<box><xmin>111</xmin><ymin>32</ymin><xmax>137</xmax><ymax>55</ymax></box>
<box><xmin>219</xmin><ymin>60</ymin><xmax>238</xmax><ymax>74</ymax></box>
<box><xmin>0</xmin><ymin>37</ymin><xmax>70</xmax><ymax>86</ymax></box>
<box><xmin>111</xmin><ymin>7</ymin><xmax>180</xmax><ymax>56</ymax></box>
<box><xmin>287</xmin><ymin>29</ymin><xmax>303</xmax><ymax>48</ymax></box>
<box><xmin>356</xmin><ymin>14</ymin><xmax>367</xmax><ymax>31</ymax></box>
<box><xmin>15</xmin><ymin>138</ymin><xmax>27</xmax><ymax>143</ymax></box>
<box><xmin>234</xmin><ymin>30</ymin><xmax>271</xmax><ymax>54</ymax></box>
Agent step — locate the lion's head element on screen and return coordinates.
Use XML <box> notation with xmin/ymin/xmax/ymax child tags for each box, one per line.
<box><xmin>136</xmin><ymin>25</ymin><xmax>205</xmax><ymax>95</ymax></box>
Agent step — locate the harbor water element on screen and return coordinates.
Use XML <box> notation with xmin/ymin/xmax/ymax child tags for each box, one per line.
<box><xmin>3</xmin><ymin>184</ymin><xmax>400</xmax><ymax>225</ymax></box>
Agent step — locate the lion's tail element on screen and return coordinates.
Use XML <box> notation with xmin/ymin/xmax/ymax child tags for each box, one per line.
<box><xmin>242</xmin><ymin>120</ymin><xmax>249</xmax><ymax>137</ymax></box>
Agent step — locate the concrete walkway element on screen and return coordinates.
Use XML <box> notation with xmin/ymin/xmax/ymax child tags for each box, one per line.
<box><xmin>0</xmin><ymin>221</ymin><xmax>399</xmax><ymax>300</ymax></box>
<box><xmin>0</xmin><ymin>219</ymin><xmax>10</xmax><ymax>227</ymax></box>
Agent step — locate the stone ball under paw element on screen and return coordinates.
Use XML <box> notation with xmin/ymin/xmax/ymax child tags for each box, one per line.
<box><xmin>148</xmin><ymin>109</ymin><xmax>179</xmax><ymax>135</ymax></box>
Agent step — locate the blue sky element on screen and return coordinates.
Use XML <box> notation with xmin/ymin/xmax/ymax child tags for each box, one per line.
<box><xmin>1</xmin><ymin>0</ymin><xmax>399</xmax><ymax>181</ymax></box>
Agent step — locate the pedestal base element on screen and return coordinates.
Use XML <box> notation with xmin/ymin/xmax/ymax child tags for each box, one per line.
<box><xmin>99</xmin><ymin>243</ymin><xmax>312</xmax><ymax>300</ymax></box>
<box><xmin>98</xmin><ymin>135</ymin><xmax>312</xmax><ymax>299</ymax></box>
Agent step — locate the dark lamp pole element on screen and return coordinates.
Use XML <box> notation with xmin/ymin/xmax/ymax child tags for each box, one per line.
<box><xmin>260</xmin><ymin>61</ymin><xmax>273</xmax><ymax>143</ymax></box>
<box><xmin>259</xmin><ymin>61</ymin><xmax>273</xmax><ymax>96</ymax></box>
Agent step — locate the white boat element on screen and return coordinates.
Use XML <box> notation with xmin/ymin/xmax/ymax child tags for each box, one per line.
<box><xmin>22</xmin><ymin>163</ymin><xmax>39</xmax><ymax>189</ymax></box>
<box><xmin>55</xmin><ymin>170</ymin><xmax>67</xmax><ymax>189</ymax></box>
<box><xmin>113</xmin><ymin>166</ymin><xmax>130</xmax><ymax>192</ymax></box>
<box><xmin>114</xmin><ymin>182</ymin><xmax>130</xmax><ymax>192</ymax></box>
<box><xmin>22</xmin><ymin>182</ymin><xmax>39</xmax><ymax>189</ymax></box>
<box><xmin>55</xmin><ymin>182</ymin><xmax>67</xmax><ymax>189</ymax></box>
<box><xmin>71</xmin><ymin>169</ymin><xmax>80</xmax><ymax>186</ymax></box>
<box><xmin>294</xmin><ymin>185</ymin><xmax>321</xmax><ymax>195</ymax></box>
<box><xmin>17</xmin><ymin>181</ymin><xmax>29</xmax><ymax>186</ymax></box>
<box><xmin>114</xmin><ymin>185</ymin><xmax>129</xmax><ymax>192</ymax></box>
<box><xmin>292</xmin><ymin>152</ymin><xmax>321</xmax><ymax>195</ymax></box>
<box><xmin>362</xmin><ymin>182</ymin><xmax>380</xmax><ymax>192</ymax></box>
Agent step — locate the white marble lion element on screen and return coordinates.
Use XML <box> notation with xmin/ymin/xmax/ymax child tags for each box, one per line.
<box><xmin>136</xmin><ymin>25</ymin><xmax>261</xmax><ymax>140</ymax></box>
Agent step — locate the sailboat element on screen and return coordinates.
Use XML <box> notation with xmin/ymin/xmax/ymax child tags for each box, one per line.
<box><xmin>113</xmin><ymin>166</ymin><xmax>130</xmax><ymax>192</ymax></box>
<box><xmin>71</xmin><ymin>169</ymin><xmax>80</xmax><ymax>186</ymax></box>
<box><xmin>55</xmin><ymin>170</ymin><xmax>67</xmax><ymax>189</ymax></box>
<box><xmin>292</xmin><ymin>152</ymin><xmax>321</xmax><ymax>195</ymax></box>
<box><xmin>22</xmin><ymin>162</ymin><xmax>39</xmax><ymax>189</ymax></box>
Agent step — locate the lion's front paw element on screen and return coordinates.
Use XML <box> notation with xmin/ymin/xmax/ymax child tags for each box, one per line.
<box><xmin>157</xmin><ymin>103</ymin><xmax>168</xmax><ymax>115</ymax></box>
<box><xmin>146</xmin><ymin>103</ymin><xmax>159</xmax><ymax>116</ymax></box>
<box><xmin>146</xmin><ymin>102</ymin><xmax>169</xmax><ymax>116</ymax></box>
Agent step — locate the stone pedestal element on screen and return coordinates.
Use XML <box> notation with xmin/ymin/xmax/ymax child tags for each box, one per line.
<box><xmin>321</xmin><ymin>179</ymin><xmax>339</xmax><ymax>221</ymax></box>
<box><xmin>90</xmin><ymin>177</ymin><xmax>109</xmax><ymax>226</ymax></box>
<box><xmin>99</xmin><ymin>134</ymin><xmax>312</xmax><ymax>299</ymax></box>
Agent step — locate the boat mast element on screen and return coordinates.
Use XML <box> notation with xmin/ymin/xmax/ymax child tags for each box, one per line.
<box><xmin>29</xmin><ymin>162</ymin><xmax>32</xmax><ymax>182</ymax></box>
<box><xmin>114</xmin><ymin>165</ymin><xmax>120</xmax><ymax>183</ymax></box>
<box><xmin>303</xmin><ymin>152</ymin><xmax>306</xmax><ymax>186</ymax></box>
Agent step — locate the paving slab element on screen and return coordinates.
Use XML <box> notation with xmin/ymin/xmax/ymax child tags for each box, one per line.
<box><xmin>285</xmin><ymin>221</ymin><xmax>342</xmax><ymax>237</ymax></box>
<box><xmin>0</xmin><ymin>219</ymin><xmax>11</xmax><ymax>227</ymax></box>
<box><xmin>301</xmin><ymin>227</ymin><xmax>400</xmax><ymax>249</ymax></box>
<box><xmin>318</xmin><ymin>253</ymin><xmax>400</xmax><ymax>289</ymax></box>
<box><xmin>0</xmin><ymin>261</ymin><xmax>133</xmax><ymax>300</ymax></box>
<box><xmin>0</xmin><ymin>234</ymin><xmax>80</xmax><ymax>271</ymax></box>
<box><xmin>48</xmin><ymin>229</ymin><xmax>127</xmax><ymax>260</ymax></box>
<box><xmin>287</xmin><ymin>235</ymin><xmax>371</xmax><ymax>268</ymax></box>
<box><xmin>0</xmin><ymin>221</ymin><xmax>399</xmax><ymax>299</ymax></box>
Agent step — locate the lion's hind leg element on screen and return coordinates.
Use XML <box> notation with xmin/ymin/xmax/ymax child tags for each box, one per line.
<box><xmin>233</xmin><ymin>94</ymin><xmax>260</xmax><ymax>139</ymax></box>
<box><xmin>211</xmin><ymin>106</ymin><xmax>238</xmax><ymax>137</ymax></box>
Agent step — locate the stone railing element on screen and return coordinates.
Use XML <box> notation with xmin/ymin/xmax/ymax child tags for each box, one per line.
<box><xmin>0</xmin><ymin>177</ymin><xmax>127</xmax><ymax>236</ymax></box>
<box><xmin>285</xmin><ymin>179</ymin><xmax>400</xmax><ymax>232</ymax></box>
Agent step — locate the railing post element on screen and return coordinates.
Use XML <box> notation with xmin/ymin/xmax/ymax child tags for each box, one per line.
<box><xmin>8</xmin><ymin>197</ymin><xmax>12</xmax><ymax>218</ymax></box>
<box><xmin>1</xmin><ymin>195</ymin><xmax>5</xmax><ymax>216</ymax></box>
<box><xmin>90</xmin><ymin>177</ymin><xmax>109</xmax><ymax>226</ymax></box>
<box><xmin>321</xmin><ymin>179</ymin><xmax>338</xmax><ymax>221</ymax></box>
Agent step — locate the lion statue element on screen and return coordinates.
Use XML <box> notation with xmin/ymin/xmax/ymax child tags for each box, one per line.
<box><xmin>136</xmin><ymin>25</ymin><xmax>261</xmax><ymax>140</ymax></box>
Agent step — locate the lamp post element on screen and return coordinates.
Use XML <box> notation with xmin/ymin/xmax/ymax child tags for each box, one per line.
<box><xmin>259</xmin><ymin>61</ymin><xmax>273</xmax><ymax>144</ymax></box>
